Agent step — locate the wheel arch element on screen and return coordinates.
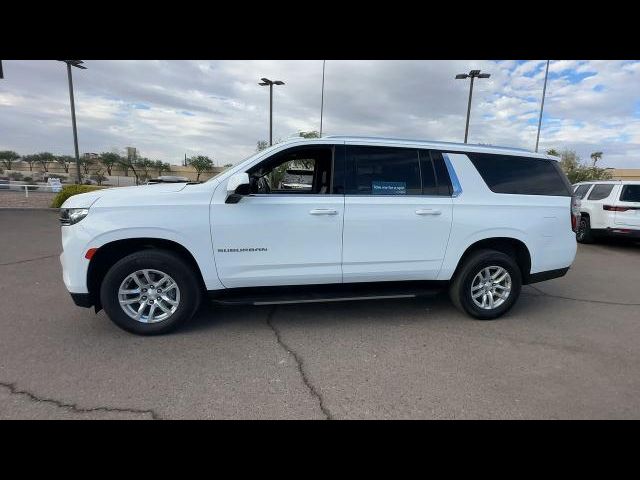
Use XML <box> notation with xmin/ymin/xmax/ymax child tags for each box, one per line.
<box><xmin>452</xmin><ymin>237</ymin><xmax>533</xmax><ymax>284</ymax></box>
<box><xmin>87</xmin><ymin>237</ymin><xmax>206</xmax><ymax>312</ymax></box>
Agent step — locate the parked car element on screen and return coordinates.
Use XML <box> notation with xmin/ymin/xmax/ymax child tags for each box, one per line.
<box><xmin>0</xmin><ymin>178</ymin><xmax>9</xmax><ymax>190</ymax></box>
<box><xmin>146</xmin><ymin>175</ymin><xmax>190</xmax><ymax>184</ymax></box>
<box><xmin>59</xmin><ymin>136</ymin><xmax>578</xmax><ymax>335</ymax></box>
<box><xmin>573</xmin><ymin>180</ymin><xmax>640</xmax><ymax>243</ymax></box>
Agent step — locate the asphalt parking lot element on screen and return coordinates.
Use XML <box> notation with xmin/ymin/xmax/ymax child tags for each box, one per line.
<box><xmin>1</xmin><ymin>209</ymin><xmax>639</xmax><ymax>419</ymax></box>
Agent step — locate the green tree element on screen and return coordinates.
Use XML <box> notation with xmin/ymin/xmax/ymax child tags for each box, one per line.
<box><xmin>99</xmin><ymin>152</ymin><xmax>121</xmax><ymax>175</ymax></box>
<box><xmin>188</xmin><ymin>155</ymin><xmax>214</xmax><ymax>181</ymax></box>
<box><xmin>55</xmin><ymin>155</ymin><xmax>75</xmax><ymax>173</ymax></box>
<box><xmin>90</xmin><ymin>168</ymin><xmax>108</xmax><ymax>186</ymax></box>
<box><xmin>153</xmin><ymin>160</ymin><xmax>171</xmax><ymax>176</ymax></box>
<box><xmin>36</xmin><ymin>152</ymin><xmax>56</xmax><ymax>173</ymax></box>
<box><xmin>22</xmin><ymin>154</ymin><xmax>38</xmax><ymax>172</ymax></box>
<box><xmin>0</xmin><ymin>150</ymin><xmax>20</xmax><ymax>170</ymax></box>
<box><xmin>546</xmin><ymin>149</ymin><xmax>560</xmax><ymax>157</ymax></box>
<box><xmin>135</xmin><ymin>157</ymin><xmax>155</xmax><ymax>183</ymax></box>
<box><xmin>80</xmin><ymin>156</ymin><xmax>94</xmax><ymax>175</ymax></box>
<box><xmin>557</xmin><ymin>149</ymin><xmax>612</xmax><ymax>184</ymax></box>
<box><xmin>299</xmin><ymin>131</ymin><xmax>320</xmax><ymax>138</ymax></box>
<box><xmin>256</xmin><ymin>140</ymin><xmax>269</xmax><ymax>152</ymax></box>
<box><xmin>118</xmin><ymin>155</ymin><xmax>141</xmax><ymax>183</ymax></box>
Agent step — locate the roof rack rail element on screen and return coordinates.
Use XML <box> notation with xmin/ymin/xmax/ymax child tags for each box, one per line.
<box><xmin>323</xmin><ymin>135</ymin><xmax>532</xmax><ymax>153</ymax></box>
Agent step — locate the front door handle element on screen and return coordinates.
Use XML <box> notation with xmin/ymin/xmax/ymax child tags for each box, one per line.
<box><xmin>415</xmin><ymin>209</ymin><xmax>442</xmax><ymax>216</ymax></box>
<box><xmin>309</xmin><ymin>209</ymin><xmax>338</xmax><ymax>216</ymax></box>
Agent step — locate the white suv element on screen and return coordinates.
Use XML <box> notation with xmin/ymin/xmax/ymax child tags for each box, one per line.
<box><xmin>573</xmin><ymin>180</ymin><xmax>640</xmax><ymax>243</ymax></box>
<box><xmin>59</xmin><ymin>137</ymin><xmax>578</xmax><ymax>335</ymax></box>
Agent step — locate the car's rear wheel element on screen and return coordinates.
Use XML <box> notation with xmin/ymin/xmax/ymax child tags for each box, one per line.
<box><xmin>576</xmin><ymin>216</ymin><xmax>595</xmax><ymax>243</ymax></box>
<box><xmin>449</xmin><ymin>249</ymin><xmax>522</xmax><ymax>320</ymax></box>
<box><xmin>100</xmin><ymin>250</ymin><xmax>202</xmax><ymax>335</ymax></box>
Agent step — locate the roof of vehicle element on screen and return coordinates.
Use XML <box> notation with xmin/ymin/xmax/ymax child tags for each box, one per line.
<box><xmin>280</xmin><ymin>135</ymin><xmax>551</xmax><ymax>160</ymax></box>
<box><xmin>574</xmin><ymin>180</ymin><xmax>640</xmax><ymax>185</ymax></box>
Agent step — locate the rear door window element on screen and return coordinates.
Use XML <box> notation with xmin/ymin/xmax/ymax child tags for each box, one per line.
<box><xmin>466</xmin><ymin>152</ymin><xmax>571</xmax><ymax>196</ymax></box>
<box><xmin>587</xmin><ymin>184</ymin><xmax>614</xmax><ymax>201</ymax></box>
<box><xmin>620</xmin><ymin>185</ymin><xmax>640</xmax><ymax>202</ymax></box>
<box><xmin>346</xmin><ymin>146</ymin><xmax>422</xmax><ymax>195</ymax></box>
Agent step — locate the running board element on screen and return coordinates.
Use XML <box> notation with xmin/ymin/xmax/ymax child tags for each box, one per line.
<box><xmin>208</xmin><ymin>281</ymin><xmax>446</xmax><ymax>306</ymax></box>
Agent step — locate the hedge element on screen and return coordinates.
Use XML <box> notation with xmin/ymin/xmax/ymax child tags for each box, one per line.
<box><xmin>51</xmin><ymin>184</ymin><xmax>105</xmax><ymax>208</ymax></box>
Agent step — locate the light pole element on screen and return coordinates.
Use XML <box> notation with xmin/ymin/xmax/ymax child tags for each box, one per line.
<box><xmin>259</xmin><ymin>77</ymin><xmax>285</xmax><ymax>146</ymax></box>
<box><xmin>320</xmin><ymin>60</ymin><xmax>326</xmax><ymax>137</ymax></box>
<box><xmin>59</xmin><ymin>60</ymin><xmax>87</xmax><ymax>184</ymax></box>
<box><xmin>0</xmin><ymin>60</ymin><xmax>4</xmax><ymax>79</ymax></box>
<box><xmin>455</xmin><ymin>69</ymin><xmax>490</xmax><ymax>143</ymax></box>
<box><xmin>535</xmin><ymin>60</ymin><xmax>550</xmax><ymax>153</ymax></box>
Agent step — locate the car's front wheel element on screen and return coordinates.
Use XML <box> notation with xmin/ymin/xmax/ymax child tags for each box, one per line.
<box><xmin>449</xmin><ymin>249</ymin><xmax>522</xmax><ymax>320</ymax></box>
<box><xmin>100</xmin><ymin>250</ymin><xmax>202</xmax><ymax>335</ymax></box>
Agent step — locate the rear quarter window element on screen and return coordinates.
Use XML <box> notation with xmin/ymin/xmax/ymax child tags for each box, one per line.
<box><xmin>587</xmin><ymin>184</ymin><xmax>614</xmax><ymax>201</ymax></box>
<box><xmin>620</xmin><ymin>184</ymin><xmax>640</xmax><ymax>202</ymax></box>
<box><xmin>467</xmin><ymin>152</ymin><xmax>571</xmax><ymax>196</ymax></box>
<box><xmin>574</xmin><ymin>184</ymin><xmax>592</xmax><ymax>199</ymax></box>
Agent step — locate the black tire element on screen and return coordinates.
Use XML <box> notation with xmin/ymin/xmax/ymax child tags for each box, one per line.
<box><xmin>576</xmin><ymin>215</ymin><xmax>595</xmax><ymax>244</ymax></box>
<box><xmin>449</xmin><ymin>249</ymin><xmax>522</xmax><ymax>320</ymax></box>
<box><xmin>100</xmin><ymin>249</ymin><xmax>202</xmax><ymax>335</ymax></box>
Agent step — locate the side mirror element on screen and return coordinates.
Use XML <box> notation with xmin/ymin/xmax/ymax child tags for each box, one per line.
<box><xmin>225</xmin><ymin>172</ymin><xmax>250</xmax><ymax>204</ymax></box>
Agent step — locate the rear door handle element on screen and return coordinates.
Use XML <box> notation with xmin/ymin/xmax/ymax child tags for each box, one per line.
<box><xmin>415</xmin><ymin>209</ymin><xmax>441</xmax><ymax>216</ymax></box>
<box><xmin>310</xmin><ymin>209</ymin><xmax>338</xmax><ymax>215</ymax></box>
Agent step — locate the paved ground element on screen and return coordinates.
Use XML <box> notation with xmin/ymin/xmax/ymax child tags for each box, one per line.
<box><xmin>0</xmin><ymin>190</ymin><xmax>56</xmax><ymax>208</ymax></box>
<box><xmin>1</xmin><ymin>209</ymin><xmax>639</xmax><ymax>419</ymax></box>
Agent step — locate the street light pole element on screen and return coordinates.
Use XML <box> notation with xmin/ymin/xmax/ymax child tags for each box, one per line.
<box><xmin>59</xmin><ymin>60</ymin><xmax>87</xmax><ymax>184</ymax></box>
<box><xmin>259</xmin><ymin>77</ymin><xmax>285</xmax><ymax>146</ymax></box>
<box><xmin>320</xmin><ymin>60</ymin><xmax>326</xmax><ymax>137</ymax></box>
<box><xmin>455</xmin><ymin>69</ymin><xmax>491</xmax><ymax>144</ymax></box>
<box><xmin>535</xmin><ymin>60</ymin><xmax>550</xmax><ymax>153</ymax></box>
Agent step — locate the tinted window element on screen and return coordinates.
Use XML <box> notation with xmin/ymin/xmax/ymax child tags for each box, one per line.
<box><xmin>419</xmin><ymin>150</ymin><xmax>438</xmax><ymax>196</ymax></box>
<box><xmin>574</xmin><ymin>184</ymin><xmax>592</xmax><ymax>199</ymax></box>
<box><xmin>467</xmin><ymin>153</ymin><xmax>571</xmax><ymax>196</ymax></box>
<box><xmin>587</xmin><ymin>184</ymin><xmax>614</xmax><ymax>201</ymax></box>
<box><xmin>347</xmin><ymin>146</ymin><xmax>421</xmax><ymax>195</ymax></box>
<box><xmin>620</xmin><ymin>185</ymin><xmax>640</xmax><ymax>202</ymax></box>
<box><xmin>432</xmin><ymin>152</ymin><xmax>453</xmax><ymax>196</ymax></box>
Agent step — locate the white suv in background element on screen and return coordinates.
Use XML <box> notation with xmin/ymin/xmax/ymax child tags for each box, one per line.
<box><xmin>573</xmin><ymin>180</ymin><xmax>640</xmax><ymax>243</ymax></box>
<box><xmin>59</xmin><ymin>136</ymin><xmax>578</xmax><ymax>335</ymax></box>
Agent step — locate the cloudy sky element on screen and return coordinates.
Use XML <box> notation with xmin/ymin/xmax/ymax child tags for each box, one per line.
<box><xmin>1</xmin><ymin>60</ymin><xmax>639</xmax><ymax>168</ymax></box>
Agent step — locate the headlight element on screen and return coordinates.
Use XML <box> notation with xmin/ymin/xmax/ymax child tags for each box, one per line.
<box><xmin>59</xmin><ymin>208</ymin><xmax>89</xmax><ymax>226</ymax></box>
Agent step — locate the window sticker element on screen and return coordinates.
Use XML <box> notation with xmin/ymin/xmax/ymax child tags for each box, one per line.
<box><xmin>372</xmin><ymin>181</ymin><xmax>407</xmax><ymax>195</ymax></box>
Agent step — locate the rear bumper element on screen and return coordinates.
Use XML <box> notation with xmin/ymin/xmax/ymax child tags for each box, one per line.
<box><xmin>70</xmin><ymin>292</ymin><xmax>93</xmax><ymax>308</ymax></box>
<box><xmin>525</xmin><ymin>267</ymin><xmax>570</xmax><ymax>285</ymax></box>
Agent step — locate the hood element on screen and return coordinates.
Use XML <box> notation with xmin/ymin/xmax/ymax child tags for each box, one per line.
<box><xmin>60</xmin><ymin>182</ymin><xmax>189</xmax><ymax>209</ymax></box>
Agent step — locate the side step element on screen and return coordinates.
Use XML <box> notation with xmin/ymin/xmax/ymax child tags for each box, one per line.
<box><xmin>208</xmin><ymin>281</ymin><xmax>446</xmax><ymax>306</ymax></box>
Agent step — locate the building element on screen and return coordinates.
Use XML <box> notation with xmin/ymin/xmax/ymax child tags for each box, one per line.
<box><xmin>610</xmin><ymin>169</ymin><xmax>640</xmax><ymax>181</ymax></box>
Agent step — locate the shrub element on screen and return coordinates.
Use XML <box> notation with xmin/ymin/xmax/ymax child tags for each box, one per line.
<box><xmin>51</xmin><ymin>184</ymin><xmax>104</xmax><ymax>208</ymax></box>
<box><xmin>23</xmin><ymin>176</ymin><xmax>33</xmax><ymax>182</ymax></box>
<box><xmin>8</xmin><ymin>172</ymin><xmax>23</xmax><ymax>181</ymax></box>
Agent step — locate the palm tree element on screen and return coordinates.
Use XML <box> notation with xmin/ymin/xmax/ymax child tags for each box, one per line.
<box><xmin>590</xmin><ymin>151</ymin><xmax>603</xmax><ymax>167</ymax></box>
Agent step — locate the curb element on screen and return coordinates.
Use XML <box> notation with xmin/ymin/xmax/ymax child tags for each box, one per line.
<box><xmin>0</xmin><ymin>207</ymin><xmax>59</xmax><ymax>211</ymax></box>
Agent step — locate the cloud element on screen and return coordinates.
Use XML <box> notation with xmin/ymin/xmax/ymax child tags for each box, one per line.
<box><xmin>0</xmin><ymin>60</ymin><xmax>639</xmax><ymax>168</ymax></box>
